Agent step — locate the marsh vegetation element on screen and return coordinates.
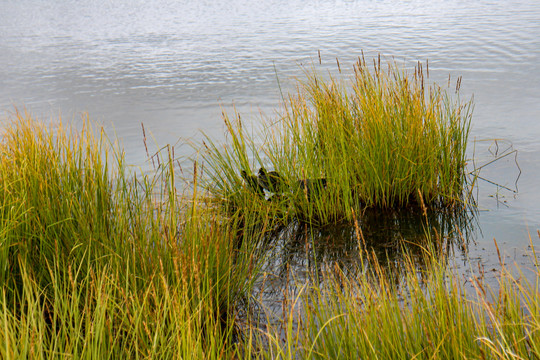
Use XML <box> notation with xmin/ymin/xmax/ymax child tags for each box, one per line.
<box><xmin>1</xmin><ymin>58</ymin><xmax>538</xmax><ymax>359</ymax></box>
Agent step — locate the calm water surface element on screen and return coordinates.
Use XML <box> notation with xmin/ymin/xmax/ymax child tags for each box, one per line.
<box><xmin>1</xmin><ymin>0</ymin><xmax>540</xmax><ymax>286</ymax></box>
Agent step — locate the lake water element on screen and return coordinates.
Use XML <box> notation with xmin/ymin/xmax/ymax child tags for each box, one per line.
<box><xmin>2</xmin><ymin>0</ymin><xmax>540</xmax><ymax>285</ymax></box>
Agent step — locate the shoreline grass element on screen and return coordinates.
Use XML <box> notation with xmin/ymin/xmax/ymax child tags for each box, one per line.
<box><xmin>0</xmin><ymin>110</ymin><xmax>263</xmax><ymax>358</ymax></box>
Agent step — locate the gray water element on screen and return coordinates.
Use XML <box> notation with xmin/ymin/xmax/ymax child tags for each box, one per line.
<box><xmin>1</xmin><ymin>0</ymin><xmax>540</xmax><ymax>279</ymax></box>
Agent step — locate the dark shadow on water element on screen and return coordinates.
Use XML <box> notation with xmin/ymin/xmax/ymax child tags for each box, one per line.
<box><xmin>264</xmin><ymin>206</ymin><xmax>476</xmax><ymax>276</ymax></box>
<box><xmin>245</xmin><ymin>205</ymin><xmax>478</xmax><ymax>332</ymax></box>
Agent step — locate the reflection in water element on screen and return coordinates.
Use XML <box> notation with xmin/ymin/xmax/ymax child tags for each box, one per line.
<box><xmin>247</xmin><ymin>205</ymin><xmax>477</xmax><ymax>329</ymax></box>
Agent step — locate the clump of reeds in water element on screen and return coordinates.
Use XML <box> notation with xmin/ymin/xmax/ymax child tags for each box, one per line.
<box><xmin>202</xmin><ymin>56</ymin><xmax>473</xmax><ymax>225</ymax></box>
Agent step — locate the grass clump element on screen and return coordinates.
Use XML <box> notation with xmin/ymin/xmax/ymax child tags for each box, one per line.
<box><xmin>202</xmin><ymin>56</ymin><xmax>473</xmax><ymax>225</ymax></box>
<box><xmin>0</xmin><ymin>110</ymin><xmax>262</xmax><ymax>358</ymax></box>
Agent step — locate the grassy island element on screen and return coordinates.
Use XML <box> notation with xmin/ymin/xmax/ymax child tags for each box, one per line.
<box><xmin>202</xmin><ymin>56</ymin><xmax>473</xmax><ymax>225</ymax></box>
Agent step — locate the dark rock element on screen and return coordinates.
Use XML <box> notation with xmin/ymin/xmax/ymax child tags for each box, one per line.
<box><xmin>241</xmin><ymin>170</ymin><xmax>264</xmax><ymax>195</ymax></box>
<box><xmin>258</xmin><ymin>167</ymin><xmax>286</xmax><ymax>194</ymax></box>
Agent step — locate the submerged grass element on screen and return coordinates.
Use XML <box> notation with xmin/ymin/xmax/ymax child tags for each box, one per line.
<box><xmin>202</xmin><ymin>57</ymin><xmax>473</xmax><ymax>225</ymax></box>
<box><xmin>260</xmin><ymin>238</ymin><xmax>540</xmax><ymax>359</ymax></box>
